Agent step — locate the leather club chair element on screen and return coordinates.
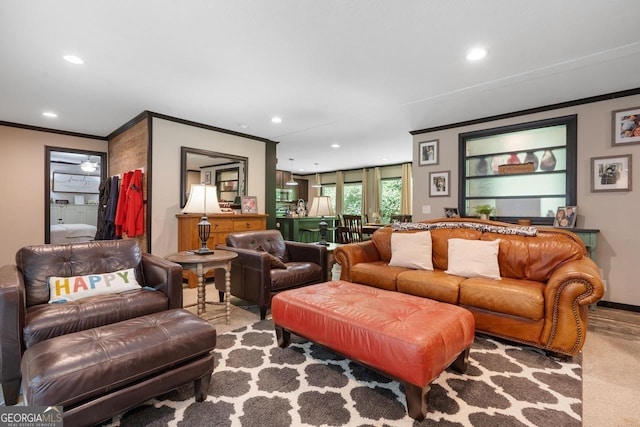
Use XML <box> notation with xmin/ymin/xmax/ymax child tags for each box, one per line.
<box><xmin>216</xmin><ymin>230</ymin><xmax>327</xmax><ymax>319</ymax></box>
<box><xmin>0</xmin><ymin>239</ymin><xmax>183</xmax><ymax>406</ymax></box>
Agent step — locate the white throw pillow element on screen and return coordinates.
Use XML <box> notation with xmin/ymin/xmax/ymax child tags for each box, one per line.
<box><xmin>48</xmin><ymin>267</ymin><xmax>141</xmax><ymax>303</ymax></box>
<box><xmin>445</xmin><ymin>238</ymin><xmax>501</xmax><ymax>280</ymax></box>
<box><xmin>389</xmin><ymin>231</ymin><xmax>433</xmax><ymax>270</ymax></box>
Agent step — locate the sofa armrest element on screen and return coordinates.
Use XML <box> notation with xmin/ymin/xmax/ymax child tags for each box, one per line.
<box><xmin>285</xmin><ymin>242</ymin><xmax>327</xmax><ymax>281</ymax></box>
<box><xmin>544</xmin><ymin>257</ymin><xmax>604</xmax><ymax>307</ymax></box>
<box><xmin>334</xmin><ymin>241</ymin><xmax>381</xmax><ymax>282</ymax></box>
<box><xmin>0</xmin><ymin>264</ymin><xmax>26</xmax><ymax>404</ymax></box>
<box><xmin>215</xmin><ymin>244</ymin><xmax>273</xmax><ymax>300</ymax></box>
<box><xmin>141</xmin><ymin>253</ymin><xmax>183</xmax><ymax>310</ymax></box>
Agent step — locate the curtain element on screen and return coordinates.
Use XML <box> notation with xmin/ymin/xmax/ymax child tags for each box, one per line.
<box><xmin>401</xmin><ymin>163</ymin><xmax>413</xmax><ymax>215</ymax></box>
<box><xmin>336</xmin><ymin>171</ymin><xmax>344</xmax><ymax>216</ymax></box>
<box><xmin>373</xmin><ymin>167</ymin><xmax>381</xmax><ymax>218</ymax></box>
<box><xmin>361</xmin><ymin>169</ymin><xmax>368</xmax><ymax>219</ymax></box>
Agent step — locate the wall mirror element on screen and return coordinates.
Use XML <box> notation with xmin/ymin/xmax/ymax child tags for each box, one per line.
<box><xmin>45</xmin><ymin>146</ymin><xmax>107</xmax><ymax>244</ymax></box>
<box><xmin>180</xmin><ymin>147</ymin><xmax>248</xmax><ymax>209</ymax></box>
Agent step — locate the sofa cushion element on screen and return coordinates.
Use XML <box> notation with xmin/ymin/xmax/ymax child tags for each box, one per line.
<box><xmin>396</xmin><ymin>269</ymin><xmax>463</xmax><ymax>304</ymax></box>
<box><xmin>256</xmin><ymin>246</ymin><xmax>287</xmax><ymax>269</ymax></box>
<box><xmin>48</xmin><ymin>268</ymin><xmax>141</xmax><ymax>303</ymax></box>
<box><xmin>16</xmin><ymin>240</ymin><xmax>144</xmax><ymax>307</ymax></box>
<box><xmin>430</xmin><ymin>228</ymin><xmax>483</xmax><ymax>271</ymax></box>
<box><xmin>350</xmin><ymin>261</ymin><xmax>408</xmax><ymax>291</ymax></box>
<box><xmin>270</xmin><ymin>262</ymin><xmax>323</xmax><ymax>291</ymax></box>
<box><xmin>23</xmin><ymin>289</ymin><xmax>169</xmax><ymax>349</ymax></box>
<box><xmin>389</xmin><ymin>231</ymin><xmax>433</xmax><ymax>270</ymax></box>
<box><xmin>481</xmin><ymin>232</ymin><xmax>583</xmax><ymax>282</ymax></box>
<box><xmin>459</xmin><ymin>277</ymin><xmax>544</xmax><ymax>320</ymax></box>
<box><xmin>445</xmin><ymin>238</ymin><xmax>501</xmax><ymax>280</ymax></box>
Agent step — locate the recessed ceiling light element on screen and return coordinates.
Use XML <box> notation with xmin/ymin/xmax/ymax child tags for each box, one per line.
<box><xmin>271</xmin><ymin>116</ymin><xmax>282</xmax><ymax>124</ymax></box>
<box><xmin>238</xmin><ymin>123</ymin><xmax>249</xmax><ymax>129</ymax></box>
<box><xmin>63</xmin><ymin>55</ymin><xmax>84</xmax><ymax>65</ymax></box>
<box><xmin>331</xmin><ymin>143</ymin><xmax>340</xmax><ymax>148</ymax></box>
<box><xmin>466</xmin><ymin>47</ymin><xmax>488</xmax><ymax>61</ymax></box>
<box><xmin>42</xmin><ymin>111</ymin><xmax>58</xmax><ymax>118</ymax></box>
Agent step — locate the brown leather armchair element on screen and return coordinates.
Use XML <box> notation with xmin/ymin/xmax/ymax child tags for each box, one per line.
<box><xmin>216</xmin><ymin>230</ymin><xmax>327</xmax><ymax>319</ymax></box>
<box><xmin>0</xmin><ymin>239</ymin><xmax>183</xmax><ymax>405</ymax></box>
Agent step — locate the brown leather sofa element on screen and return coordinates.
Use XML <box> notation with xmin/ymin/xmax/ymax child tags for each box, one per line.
<box><xmin>334</xmin><ymin>218</ymin><xmax>604</xmax><ymax>357</ymax></box>
<box><xmin>216</xmin><ymin>229</ymin><xmax>327</xmax><ymax>319</ymax></box>
<box><xmin>0</xmin><ymin>239</ymin><xmax>183</xmax><ymax>405</ymax></box>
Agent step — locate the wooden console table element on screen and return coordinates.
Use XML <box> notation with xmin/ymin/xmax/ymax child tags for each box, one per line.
<box><xmin>176</xmin><ymin>213</ymin><xmax>267</xmax><ymax>287</ymax></box>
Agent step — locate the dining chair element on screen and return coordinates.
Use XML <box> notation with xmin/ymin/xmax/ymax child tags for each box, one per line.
<box><xmin>339</xmin><ymin>214</ymin><xmax>364</xmax><ymax>243</ymax></box>
<box><xmin>390</xmin><ymin>214</ymin><xmax>412</xmax><ymax>223</ymax></box>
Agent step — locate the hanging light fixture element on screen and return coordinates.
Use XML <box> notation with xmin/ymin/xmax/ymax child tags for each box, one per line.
<box><xmin>312</xmin><ymin>162</ymin><xmax>322</xmax><ymax>188</ymax></box>
<box><xmin>80</xmin><ymin>156</ymin><xmax>97</xmax><ymax>172</ymax></box>
<box><xmin>285</xmin><ymin>158</ymin><xmax>298</xmax><ymax>186</ymax></box>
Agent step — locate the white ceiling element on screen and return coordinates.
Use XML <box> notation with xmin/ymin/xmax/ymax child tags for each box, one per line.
<box><xmin>2</xmin><ymin>1</ymin><xmax>639</xmax><ymax>173</ymax></box>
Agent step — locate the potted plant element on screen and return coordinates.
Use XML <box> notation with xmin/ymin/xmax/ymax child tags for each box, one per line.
<box><xmin>475</xmin><ymin>204</ymin><xmax>494</xmax><ymax>220</ymax></box>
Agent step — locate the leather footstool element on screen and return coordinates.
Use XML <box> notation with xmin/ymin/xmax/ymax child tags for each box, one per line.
<box><xmin>21</xmin><ymin>309</ymin><xmax>216</xmax><ymax>427</ymax></box>
<box><xmin>271</xmin><ymin>280</ymin><xmax>475</xmax><ymax>421</ymax></box>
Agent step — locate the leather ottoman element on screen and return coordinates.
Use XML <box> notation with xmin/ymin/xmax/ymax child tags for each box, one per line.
<box><xmin>21</xmin><ymin>309</ymin><xmax>216</xmax><ymax>427</ymax></box>
<box><xmin>271</xmin><ymin>280</ymin><xmax>475</xmax><ymax>421</ymax></box>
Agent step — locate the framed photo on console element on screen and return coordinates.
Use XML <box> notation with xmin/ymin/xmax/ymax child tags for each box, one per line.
<box><xmin>241</xmin><ymin>196</ymin><xmax>258</xmax><ymax>213</ymax></box>
<box><xmin>553</xmin><ymin>206</ymin><xmax>577</xmax><ymax>228</ymax></box>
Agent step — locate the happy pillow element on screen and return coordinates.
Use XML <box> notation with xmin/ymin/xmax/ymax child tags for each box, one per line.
<box><xmin>445</xmin><ymin>238</ymin><xmax>501</xmax><ymax>280</ymax></box>
<box><xmin>389</xmin><ymin>231</ymin><xmax>433</xmax><ymax>270</ymax></box>
<box><xmin>48</xmin><ymin>267</ymin><xmax>141</xmax><ymax>303</ymax></box>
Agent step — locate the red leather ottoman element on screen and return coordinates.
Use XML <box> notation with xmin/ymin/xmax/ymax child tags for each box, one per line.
<box><xmin>271</xmin><ymin>280</ymin><xmax>475</xmax><ymax>421</ymax></box>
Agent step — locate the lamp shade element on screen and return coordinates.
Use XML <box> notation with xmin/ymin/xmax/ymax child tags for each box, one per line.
<box><xmin>182</xmin><ymin>184</ymin><xmax>222</xmax><ymax>214</ymax></box>
<box><xmin>307</xmin><ymin>196</ymin><xmax>334</xmax><ymax>217</ymax></box>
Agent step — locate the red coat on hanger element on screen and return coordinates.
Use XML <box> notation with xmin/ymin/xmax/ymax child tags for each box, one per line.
<box><xmin>123</xmin><ymin>169</ymin><xmax>144</xmax><ymax>237</ymax></box>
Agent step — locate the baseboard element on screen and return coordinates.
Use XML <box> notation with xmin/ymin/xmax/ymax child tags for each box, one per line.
<box><xmin>597</xmin><ymin>300</ymin><xmax>640</xmax><ymax>313</ymax></box>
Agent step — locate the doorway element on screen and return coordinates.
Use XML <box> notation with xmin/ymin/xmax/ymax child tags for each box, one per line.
<box><xmin>45</xmin><ymin>146</ymin><xmax>107</xmax><ymax>244</ymax></box>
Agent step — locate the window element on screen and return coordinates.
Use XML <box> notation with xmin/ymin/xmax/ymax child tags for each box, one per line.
<box><xmin>380</xmin><ymin>178</ymin><xmax>402</xmax><ymax>223</ymax></box>
<box><xmin>343</xmin><ymin>182</ymin><xmax>362</xmax><ymax>215</ymax></box>
<box><xmin>321</xmin><ymin>185</ymin><xmax>337</xmax><ymax>214</ymax></box>
<box><xmin>459</xmin><ymin>115</ymin><xmax>577</xmax><ymax>224</ymax></box>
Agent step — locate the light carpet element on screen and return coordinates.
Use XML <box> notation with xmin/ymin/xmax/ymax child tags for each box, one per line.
<box><xmin>104</xmin><ymin>320</ymin><xmax>582</xmax><ymax>427</ymax></box>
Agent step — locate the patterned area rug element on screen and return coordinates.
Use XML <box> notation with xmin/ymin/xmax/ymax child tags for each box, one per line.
<box><xmin>105</xmin><ymin>320</ymin><xmax>582</xmax><ymax>427</ymax></box>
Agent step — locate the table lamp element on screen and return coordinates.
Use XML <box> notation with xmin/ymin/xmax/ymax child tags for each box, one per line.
<box><xmin>307</xmin><ymin>196</ymin><xmax>334</xmax><ymax>245</ymax></box>
<box><xmin>182</xmin><ymin>183</ymin><xmax>222</xmax><ymax>255</ymax></box>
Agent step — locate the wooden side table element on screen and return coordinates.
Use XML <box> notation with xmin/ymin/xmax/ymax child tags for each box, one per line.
<box><xmin>325</xmin><ymin>242</ymin><xmax>344</xmax><ymax>280</ymax></box>
<box><xmin>165</xmin><ymin>250</ymin><xmax>238</xmax><ymax>324</ymax></box>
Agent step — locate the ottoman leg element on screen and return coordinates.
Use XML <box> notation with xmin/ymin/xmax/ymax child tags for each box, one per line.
<box><xmin>194</xmin><ymin>373</ymin><xmax>212</xmax><ymax>402</ymax></box>
<box><xmin>275</xmin><ymin>326</ymin><xmax>291</xmax><ymax>348</ymax></box>
<box><xmin>450</xmin><ymin>346</ymin><xmax>471</xmax><ymax>373</ymax></box>
<box><xmin>404</xmin><ymin>383</ymin><xmax>430</xmax><ymax>421</ymax></box>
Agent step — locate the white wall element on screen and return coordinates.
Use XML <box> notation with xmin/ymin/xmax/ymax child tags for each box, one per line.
<box><xmin>412</xmin><ymin>94</ymin><xmax>640</xmax><ymax>306</ymax></box>
<box><xmin>0</xmin><ymin>125</ymin><xmax>107</xmax><ymax>265</ymax></box>
<box><xmin>150</xmin><ymin>118</ymin><xmax>267</xmax><ymax>257</ymax></box>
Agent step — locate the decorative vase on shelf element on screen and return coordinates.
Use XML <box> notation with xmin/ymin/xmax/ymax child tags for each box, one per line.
<box><xmin>507</xmin><ymin>153</ymin><xmax>521</xmax><ymax>164</ymax></box>
<box><xmin>476</xmin><ymin>157</ymin><xmax>488</xmax><ymax>175</ymax></box>
<box><xmin>524</xmin><ymin>151</ymin><xmax>539</xmax><ymax>170</ymax></box>
<box><xmin>540</xmin><ymin>150</ymin><xmax>557</xmax><ymax>171</ymax></box>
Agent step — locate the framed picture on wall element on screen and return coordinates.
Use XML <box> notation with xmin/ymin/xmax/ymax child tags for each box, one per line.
<box><xmin>591</xmin><ymin>154</ymin><xmax>632</xmax><ymax>192</ymax></box>
<box><xmin>429</xmin><ymin>171</ymin><xmax>450</xmax><ymax>197</ymax></box>
<box><xmin>419</xmin><ymin>139</ymin><xmax>439</xmax><ymax>166</ymax></box>
<box><xmin>204</xmin><ymin>171</ymin><xmax>212</xmax><ymax>185</ymax></box>
<box><xmin>612</xmin><ymin>106</ymin><xmax>640</xmax><ymax>146</ymax></box>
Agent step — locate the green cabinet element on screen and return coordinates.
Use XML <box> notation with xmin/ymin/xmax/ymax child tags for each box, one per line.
<box><xmin>276</xmin><ymin>217</ymin><xmax>338</xmax><ymax>243</ymax></box>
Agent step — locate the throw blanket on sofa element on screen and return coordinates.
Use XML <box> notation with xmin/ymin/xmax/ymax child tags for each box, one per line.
<box><xmin>391</xmin><ymin>221</ymin><xmax>538</xmax><ymax>237</ymax></box>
